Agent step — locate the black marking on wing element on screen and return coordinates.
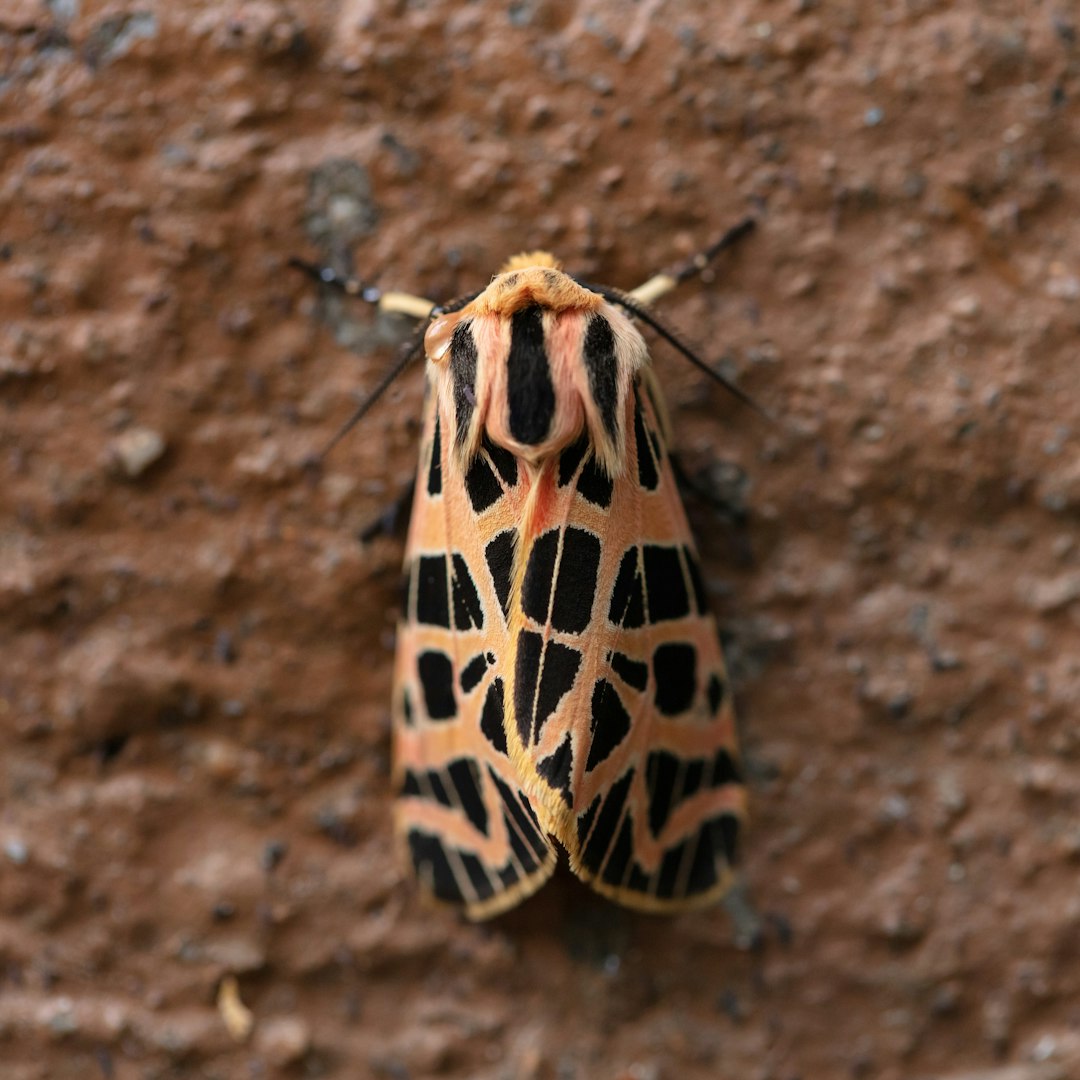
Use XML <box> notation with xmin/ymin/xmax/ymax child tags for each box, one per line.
<box><xmin>514</xmin><ymin>630</ymin><xmax>581</xmax><ymax>746</ymax></box>
<box><xmin>521</xmin><ymin>531</ymin><xmax>559</xmax><ymax>626</ymax></box>
<box><xmin>402</xmin><ymin>566</ymin><xmax>415</xmax><ymax>623</ymax></box>
<box><xmin>609</xmin><ymin>650</ymin><xmax>648</xmax><ymax>692</ymax></box>
<box><xmin>580</xmin><ymin>767</ymin><xmax>634</xmax><ymax>875</ymax></box>
<box><xmin>643</xmin><ymin>545</ymin><xmax>691</xmax><ymax>621</ymax></box>
<box><xmin>415</xmin><ymin>554</ymin><xmax>450</xmax><ymax>628</ymax></box>
<box><xmin>602</xmin><ymin>815</ymin><xmax>634</xmax><ymax>886</ymax></box>
<box><xmin>465</xmin><ymin>454</ymin><xmax>501</xmax><ymax>513</ymax></box>
<box><xmin>585</xmin><ymin>678</ymin><xmax>631</xmax><ymax>772</ymax></box>
<box><xmin>558</xmin><ymin>434</ymin><xmax>612</xmax><ymax>507</ymax></box>
<box><xmin>558</xmin><ymin>434</ymin><xmax>589</xmax><ymax>487</ymax></box>
<box><xmin>609</xmin><ymin>548</ymin><xmax>645</xmax><ymax>629</ymax></box>
<box><xmin>708</xmin><ymin>672</ymin><xmax>727</xmax><ymax>715</ymax></box>
<box><xmin>484</xmin><ymin>530</ymin><xmax>516</xmax><ymax>621</ymax></box>
<box><xmin>417</xmin><ymin>650</ymin><xmax>456</xmax><ymax>721</ymax></box>
<box><xmin>552</xmin><ymin>529</ymin><xmax>600</xmax><ymax>634</ymax></box>
<box><xmin>576</xmin><ymin>454</ymin><xmax>613</xmax><ymax>508</ymax></box>
<box><xmin>647</xmin><ymin>747</ymin><xmax>744</xmax><ymax>838</ymax></box>
<box><xmin>523</xmin><ymin>527</ymin><xmax>600</xmax><ymax>635</ymax></box>
<box><xmin>683</xmin><ymin>545</ymin><xmax>708</xmax><ymax>614</ymax></box>
<box><xmin>634</xmin><ymin>390</ymin><xmax>659</xmax><ymax>490</ymax></box>
<box><xmin>653</xmin><ymin>642</ymin><xmax>697</xmax><ymax>716</ymax></box>
<box><xmin>646</xmin><ymin>749</ymin><xmax>679</xmax><ymax>837</ymax></box>
<box><xmin>480</xmin><ymin>677</ymin><xmax>507</xmax><ymax>755</ymax></box>
<box><xmin>488</xmin><ymin>767</ymin><xmax>551</xmax><ymax>866</ymax></box>
<box><xmin>459</xmin><ymin>850</ymin><xmax>496</xmax><ymax>902</ymax></box>
<box><xmin>451</xmin><ymin>552</ymin><xmax>484</xmax><ymax>630</ymax></box>
<box><xmin>447</xmin><ymin>757</ymin><xmax>489</xmax><ymax>835</ymax></box>
<box><xmin>483</xmin><ymin>433</ymin><xmax>519</xmax><ymax>486</ymax></box>
<box><xmin>537</xmin><ymin>734</ymin><xmax>573</xmax><ymax>808</ymax></box>
<box><xmin>407</xmin><ymin>829</ymin><xmax>462</xmax><ymax>903</ymax></box>
<box><xmin>577</xmin><ymin>795</ymin><xmax>599</xmax><ymax>848</ymax></box>
<box><xmin>459</xmin><ymin>652</ymin><xmax>489</xmax><ymax>694</ymax></box>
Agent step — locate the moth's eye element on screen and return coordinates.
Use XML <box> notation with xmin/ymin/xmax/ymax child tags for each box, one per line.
<box><xmin>424</xmin><ymin>313</ymin><xmax>461</xmax><ymax>363</ymax></box>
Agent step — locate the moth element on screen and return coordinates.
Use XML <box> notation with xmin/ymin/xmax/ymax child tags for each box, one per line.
<box><xmin>296</xmin><ymin>222</ymin><xmax>755</xmax><ymax>918</ymax></box>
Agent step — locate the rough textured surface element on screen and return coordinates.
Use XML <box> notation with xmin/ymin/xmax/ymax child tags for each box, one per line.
<box><xmin>2</xmin><ymin>2</ymin><xmax>1079</xmax><ymax>1078</ymax></box>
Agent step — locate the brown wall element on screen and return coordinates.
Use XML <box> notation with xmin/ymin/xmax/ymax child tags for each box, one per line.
<box><xmin>2</xmin><ymin>2</ymin><xmax>1078</xmax><ymax>1078</ymax></box>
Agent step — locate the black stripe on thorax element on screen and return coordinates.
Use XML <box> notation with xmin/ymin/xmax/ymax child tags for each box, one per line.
<box><xmin>583</xmin><ymin>314</ymin><xmax>618</xmax><ymax>438</ymax></box>
<box><xmin>506</xmin><ymin>304</ymin><xmax>556</xmax><ymax>445</ymax></box>
<box><xmin>450</xmin><ymin>322</ymin><xmax>477</xmax><ymax>447</ymax></box>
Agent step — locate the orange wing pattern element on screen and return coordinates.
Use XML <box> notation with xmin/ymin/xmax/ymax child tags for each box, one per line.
<box><xmin>393</xmin><ymin>253</ymin><xmax>745</xmax><ymax>918</ymax></box>
<box><xmin>394</xmin><ymin>402</ymin><xmax>557</xmax><ymax>918</ymax></box>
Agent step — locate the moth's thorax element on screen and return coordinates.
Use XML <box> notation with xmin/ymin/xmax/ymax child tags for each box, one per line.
<box><xmin>424</xmin><ymin>256</ymin><xmax>648</xmax><ymax>475</ymax></box>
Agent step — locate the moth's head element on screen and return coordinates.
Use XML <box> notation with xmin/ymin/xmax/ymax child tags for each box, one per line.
<box><xmin>473</xmin><ymin>252</ymin><xmax>605</xmax><ymax>317</ymax></box>
<box><xmin>422</xmin><ymin>252</ymin><xmax>603</xmax><ymax>364</ymax></box>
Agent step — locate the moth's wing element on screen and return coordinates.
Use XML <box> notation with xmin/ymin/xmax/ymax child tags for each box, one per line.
<box><xmin>508</xmin><ymin>375</ymin><xmax>746</xmax><ymax>912</ymax></box>
<box><xmin>393</xmin><ymin>393</ymin><xmax>557</xmax><ymax>919</ymax></box>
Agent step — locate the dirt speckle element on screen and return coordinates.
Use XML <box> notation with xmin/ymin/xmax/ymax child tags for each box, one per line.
<box><xmin>106</xmin><ymin>425</ymin><xmax>166</xmax><ymax>478</ymax></box>
<box><xmin>254</xmin><ymin>1015</ymin><xmax>311</xmax><ymax>1066</ymax></box>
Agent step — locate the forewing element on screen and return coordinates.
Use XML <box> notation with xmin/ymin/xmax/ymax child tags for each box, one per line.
<box><xmin>393</xmin><ymin>389</ymin><xmax>557</xmax><ymax>919</ymax></box>
<box><xmin>507</xmin><ymin>374</ymin><xmax>746</xmax><ymax>912</ymax></box>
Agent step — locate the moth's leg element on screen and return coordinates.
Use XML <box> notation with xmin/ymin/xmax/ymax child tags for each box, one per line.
<box><xmin>357</xmin><ymin>476</ymin><xmax>416</xmax><ymax>543</ymax></box>
<box><xmin>289</xmin><ymin>258</ymin><xmax>436</xmax><ymax>320</ymax></box>
<box><xmin>628</xmin><ymin>216</ymin><xmax>756</xmax><ymax>306</ymax></box>
<box><xmin>670</xmin><ymin>452</ymin><xmax>753</xmax><ymax>569</ymax></box>
<box><xmin>668</xmin><ymin>452</ymin><xmax>748</xmax><ymax>527</ymax></box>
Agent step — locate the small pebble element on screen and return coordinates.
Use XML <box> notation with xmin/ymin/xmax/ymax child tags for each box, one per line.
<box><xmin>949</xmin><ymin>294</ymin><xmax>981</xmax><ymax>317</ymax></box>
<box><xmin>261</xmin><ymin>839</ymin><xmax>288</xmax><ymax>871</ymax></box>
<box><xmin>4</xmin><ymin>838</ymin><xmax>29</xmax><ymax>865</ymax></box>
<box><xmin>1026</xmin><ymin>574</ymin><xmax>1080</xmax><ymax>614</ymax></box>
<box><xmin>255</xmin><ymin>1016</ymin><xmax>311</xmax><ymax>1066</ymax></box>
<box><xmin>46</xmin><ymin>997</ymin><xmax>78</xmax><ymax>1036</ymax></box>
<box><xmin>1046</xmin><ymin>274</ymin><xmax>1080</xmax><ymax>300</ymax></box>
<box><xmin>108</xmin><ymin>427</ymin><xmax>166</xmax><ymax>478</ymax></box>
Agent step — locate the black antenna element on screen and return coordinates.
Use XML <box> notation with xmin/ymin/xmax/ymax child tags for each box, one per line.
<box><xmin>587</xmin><ymin>285</ymin><xmax>771</xmax><ymax>421</ymax></box>
<box><xmin>575</xmin><ymin>216</ymin><xmax>768</xmax><ymax>419</ymax></box>
<box><xmin>288</xmin><ymin>257</ymin><xmax>384</xmax><ymax>305</ymax></box>
<box><xmin>291</xmin><ymin>254</ymin><xmax>487</xmax><ymax>458</ymax></box>
<box><xmin>318</xmin><ymin>326</ymin><xmax>428</xmax><ymax>460</ymax></box>
<box><xmin>667</xmin><ymin>216</ymin><xmax>757</xmax><ymax>285</ymax></box>
<box><xmin>291</xmin><ymin>257</ymin><xmax>425</xmax><ymax>460</ymax></box>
